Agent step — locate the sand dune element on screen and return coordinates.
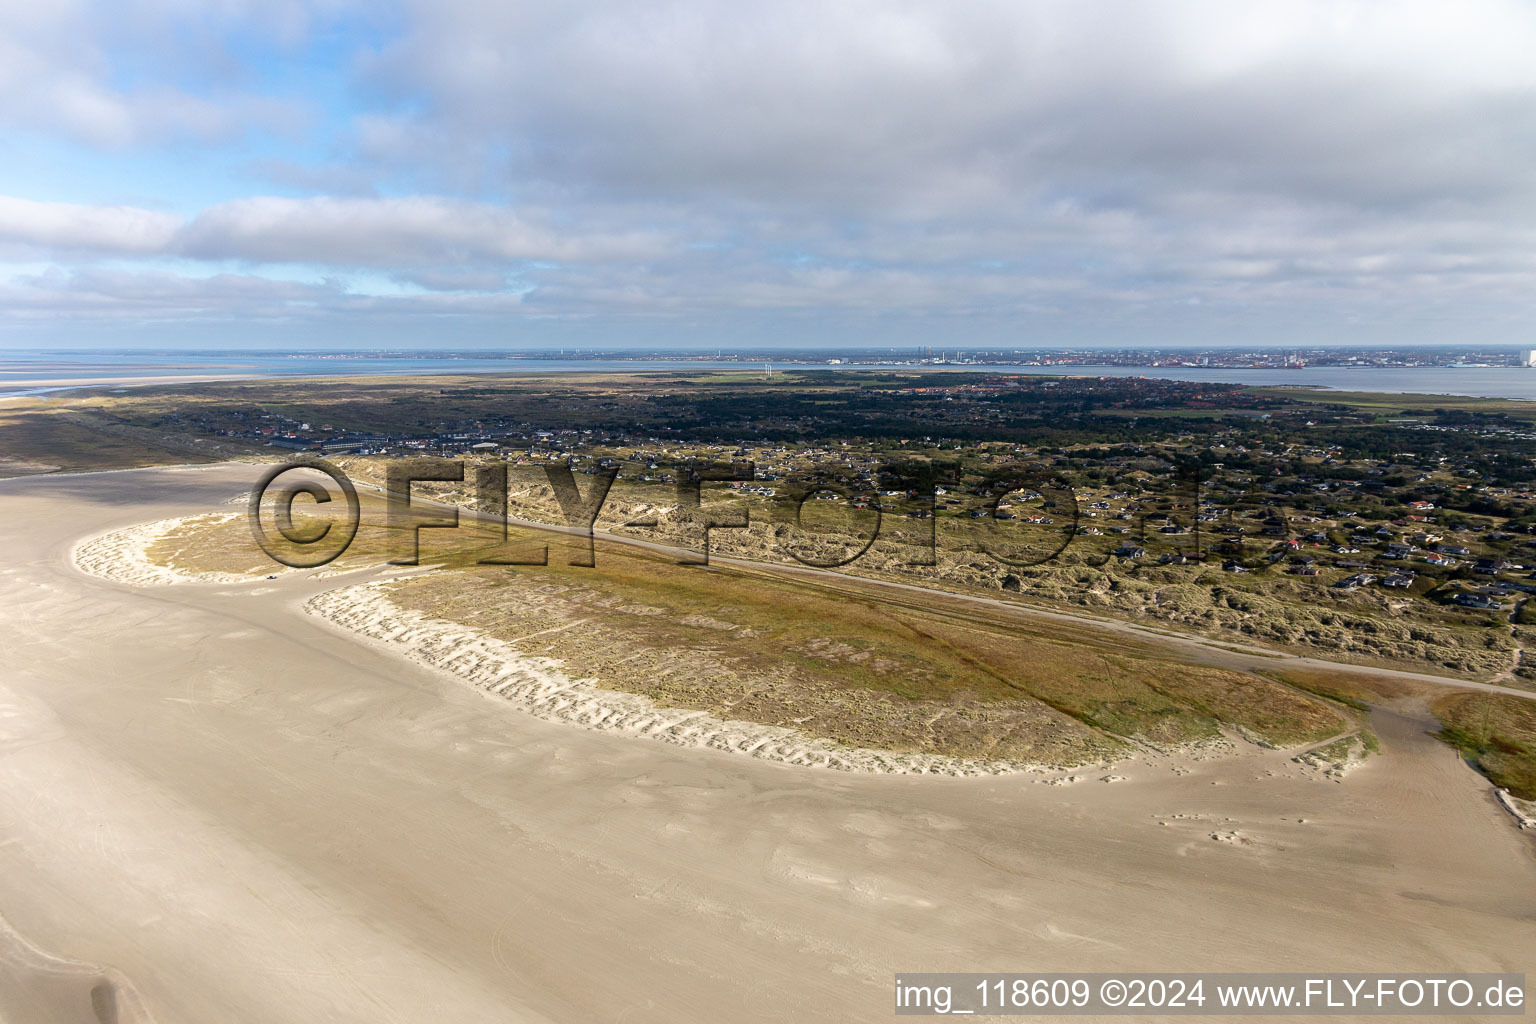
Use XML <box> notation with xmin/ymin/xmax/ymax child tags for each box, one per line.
<box><xmin>306</xmin><ymin>581</ymin><xmax>1053</xmax><ymax>776</ymax></box>
<box><xmin>1497</xmin><ymin>788</ymin><xmax>1536</xmax><ymax>829</ymax></box>
<box><xmin>70</xmin><ymin>514</ymin><xmax>268</xmax><ymax>587</ymax></box>
<box><xmin>80</xmin><ymin>506</ymin><xmax>1114</xmax><ymax>776</ymax></box>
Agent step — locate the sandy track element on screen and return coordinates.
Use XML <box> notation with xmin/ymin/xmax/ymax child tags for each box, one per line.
<box><xmin>1</xmin><ymin>463</ymin><xmax>1533</xmax><ymax>1023</ymax></box>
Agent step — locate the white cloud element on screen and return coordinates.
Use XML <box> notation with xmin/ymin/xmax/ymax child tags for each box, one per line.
<box><xmin>0</xmin><ymin>0</ymin><xmax>324</xmax><ymax>147</ymax></box>
<box><xmin>0</xmin><ymin>196</ymin><xmax>180</xmax><ymax>254</ymax></box>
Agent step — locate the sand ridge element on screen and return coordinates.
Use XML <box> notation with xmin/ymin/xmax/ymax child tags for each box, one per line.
<box><xmin>305</xmin><ymin>580</ymin><xmax>1080</xmax><ymax>777</ymax></box>
<box><xmin>1497</xmin><ymin>788</ymin><xmax>1536</xmax><ymax>829</ymax></box>
<box><xmin>70</xmin><ymin>512</ymin><xmax>281</xmax><ymax>587</ymax></box>
<box><xmin>68</xmin><ymin>508</ymin><xmax>1375</xmax><ymax>781</ymax></box>
<box><xmin>72</xmin><ymin>510</ymin><xmax>1099</xmax><ymax>775</ymax></box>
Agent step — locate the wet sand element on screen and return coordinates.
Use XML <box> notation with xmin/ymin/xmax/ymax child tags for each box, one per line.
<box><xmin>0</xmin><ymin>464</ymin><xmax>1532</xmax><ymax>1022</ymax></box>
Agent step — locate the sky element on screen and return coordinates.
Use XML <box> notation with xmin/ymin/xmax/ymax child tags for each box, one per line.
<box><xmin>2</xmin><ymin>1</ymin><xmax>1535</xmax><ymax>351</ymax></box>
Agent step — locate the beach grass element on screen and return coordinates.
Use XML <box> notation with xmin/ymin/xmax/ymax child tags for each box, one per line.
<box><xmin>1432</xmin><ymin>691</ymin><xmax>1536</xmax><ymax>799</ymax></box>
<box><xmin>150</xmin><ymin>490</ymin><xmax>1349</xmax><ymax>762</ymax></box>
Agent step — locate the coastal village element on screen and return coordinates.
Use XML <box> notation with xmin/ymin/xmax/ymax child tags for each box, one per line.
<box><xmin>153</xmin><ymin>375</ymin><xmax>1536</xmax><ymax>632</ymax></box>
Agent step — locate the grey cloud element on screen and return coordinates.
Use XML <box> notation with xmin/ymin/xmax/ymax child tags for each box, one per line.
<box><xmin>5</xmin><ymin>0</ymin><xmax>1536</xmax><ymax>344</ymax></box>
<box><xmin>396</xmin><ymin>269</ymin><xmax>512</xmax><ymax>292</ymax></box>
<box><xmin>364</xmin><ymin>1</ymin><xmax>1536</xmax><ymax>212</ymax></box>
<box><xmin>0</xmin><ymin>194</ymin><xmax>673</xmax><ymax>268</ymax></box>
<box><xmin>173</xmin><ymin>195</ymin><xmax>672</xmax><ymax>265</ymax></box>
<box><xmin>0</xmin><ymin>266</ymin><xmax>532</xmax><ymax>321</ymax></box>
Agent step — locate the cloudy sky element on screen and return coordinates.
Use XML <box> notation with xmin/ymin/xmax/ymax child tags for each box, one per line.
<box><xmin>2</xmin><ymin>1</ymin><xmax>1535</xmax><ymax>350</ymax></box>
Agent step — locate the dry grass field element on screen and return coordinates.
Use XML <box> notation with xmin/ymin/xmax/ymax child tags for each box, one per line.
<box><xmin>1433</xmin><ymin>690</ymin><xmax>1536</xmax><ymax>798</ymax></box>
<box><xmin>150</xmin><ymin>489</ymin><xmax>1354</xmax><ymax>764</ymax></box>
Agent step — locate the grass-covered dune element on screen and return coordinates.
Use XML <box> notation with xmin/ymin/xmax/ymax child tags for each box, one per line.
<box><xmin>152</xmin><ymin>490</ymin><xmax>1354</xmax><ymax>766</ymax></box>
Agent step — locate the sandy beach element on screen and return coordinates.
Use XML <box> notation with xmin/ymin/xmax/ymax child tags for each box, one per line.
<box><xmin>1</xmin><ymin>463</ymin><xmax>1532</xmax><ymax>1022</ymax></box>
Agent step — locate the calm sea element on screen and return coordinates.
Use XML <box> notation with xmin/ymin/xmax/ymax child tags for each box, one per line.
<box><xmin>3</xmin><ymin>351</ymin><xmax>1536</xmax><ymax>401</ymax></box>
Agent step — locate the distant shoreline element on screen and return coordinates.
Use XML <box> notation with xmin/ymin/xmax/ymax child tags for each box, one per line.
<box><xmin>0</xmin><ymin>373</ymin><xmax>270</xmax><ymax>398</ymax></box>
<box><xmin>6</xmin><ymin>358</ymin><xmax>1536</xmax><ymax>402</ymax></box>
